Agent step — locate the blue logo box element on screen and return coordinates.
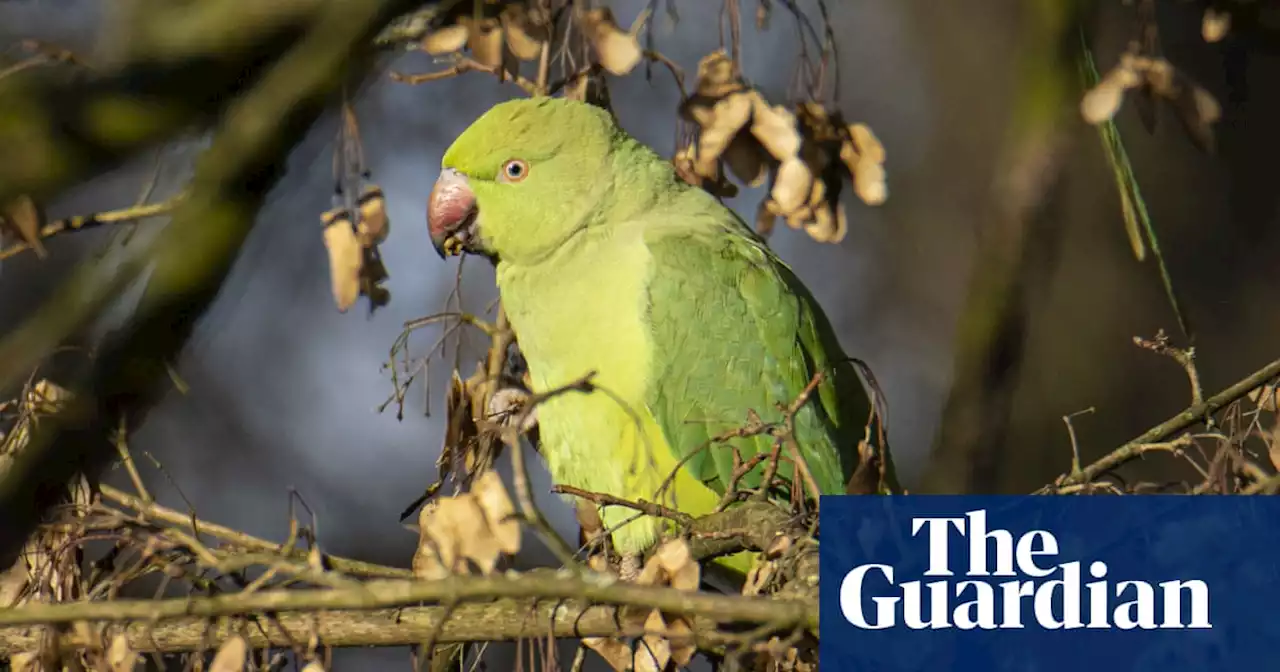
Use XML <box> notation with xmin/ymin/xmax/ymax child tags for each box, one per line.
<box><xmin>819</xmin><ymin>495</ymin><xmax>1280</xmax><ymax>671</ymax></box>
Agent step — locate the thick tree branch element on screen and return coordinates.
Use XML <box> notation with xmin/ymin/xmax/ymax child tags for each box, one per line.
<box><xmin>0</xmin><ymin>599</ymin><xmax>744</xmax><ymax>656</ymax></box>
<box><xmin>0</xmin><ymin>572</ymin><xmax>817</xmax><ymax>633</ymax></box>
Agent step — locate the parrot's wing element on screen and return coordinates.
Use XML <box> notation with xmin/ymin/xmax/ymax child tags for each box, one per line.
<box><xmin>642</xmin><ymin>221</ymin><xmax>875</xmax><ymax>498</ymax></box>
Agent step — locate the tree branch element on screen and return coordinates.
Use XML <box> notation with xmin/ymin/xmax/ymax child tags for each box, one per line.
<box><xmin>99</xmin><ymin>484</ymin><xmax>412</xmax><ymax>579</ymax></box>
<box><xmin>0</xmin><ymin>572</ymin><xmax>817</xmax><ymax>634</ymax></box>
<box><xmin>0</xmin><ymin>598</ymin><xmax>747</xmax><ymax>656</ymax></box>
<box><xmin>1049</xmin><ymin>355</ymin><xmax>1280</xmax><ymax>489</ymax></box>
<box><xmin>0</xmin><ymin>0</ymin><xmax>430</xmax><ymax>565</ymax></box>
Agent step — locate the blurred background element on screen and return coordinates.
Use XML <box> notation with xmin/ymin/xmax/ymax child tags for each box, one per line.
<box><xmin>2</xmin><ymin>0</ymin><xmax>1278</xmax><ymax>668</ymax></box>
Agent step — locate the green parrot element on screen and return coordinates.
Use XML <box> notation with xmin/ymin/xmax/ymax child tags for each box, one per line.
<box><xmin>427</xmin><ymin>97</ymin><xmax>896</xmax><ymax>575</ymax></box>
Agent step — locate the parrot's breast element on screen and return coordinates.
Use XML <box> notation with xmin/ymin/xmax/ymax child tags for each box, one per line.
<box><xmin>495</xmin><ymin>228</ymin><xmax>720</xmax><ymax>554</ymax></box>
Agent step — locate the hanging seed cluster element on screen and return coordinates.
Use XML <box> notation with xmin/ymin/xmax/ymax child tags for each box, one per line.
<box><xmin>1080</xmin><ymin>52</ymin><xmax>1221</xmax><ymax>152</ymax></box>
<box><xmin>417</xmin><ymin>3</ymin><xmax>646</xmax><ymax>79</ymax></box>
<box><xmin>419</xmin><ymin>4</ymin><xmax>553</xmax><ymax>67</ymax></box>
<box><xmin>321</xmin><ymin>184</ymin><xmax>390</xmax><ymax>313</ymax></box>
<box><xmin>676</xmin><ymin>52</ymin><xmax>886</xmax><ymax>244</ymax></box>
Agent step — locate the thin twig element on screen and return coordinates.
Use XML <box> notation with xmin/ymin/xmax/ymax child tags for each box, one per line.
<box><xmin>1051</xmin><ymin>355</ymin><xmax>1280</xmax><ymax>488</ymax></box>
<box><xmin>552</xmin><ymin>485</ymin><xmax>693</xmax><ymax>526</ymax></box>
<box><xmin>0</xmin><ymin>197</ymin><xmax>181</xmax><ymax>261</ymax></box>
<box><xmin>99</xmin><ymin>484</ymin><xmax>411</xmax><ymax>578</ymax></box>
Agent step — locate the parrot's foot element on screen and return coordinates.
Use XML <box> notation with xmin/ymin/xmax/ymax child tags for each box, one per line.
<box><xmin>618</xmin><ymin>552</ymin><xmax>642</xmax><ymax>582</ymax></box>
<box><xmin>487</xmin><ymin>388</ymin><xmax>538</xmax><ymax>432</ymax></box>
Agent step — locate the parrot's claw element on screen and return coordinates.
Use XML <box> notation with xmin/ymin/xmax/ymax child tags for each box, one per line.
<box><xmin>618</xmin><ymin>553</ymin><xmax>642</xmax><ymax>582</ymax></box>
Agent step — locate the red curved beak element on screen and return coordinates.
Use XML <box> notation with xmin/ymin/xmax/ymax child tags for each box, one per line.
<box><xmin>428</xmin><ymin>168</ymin><xmax>477</xmax><ymax>259</ymax></box>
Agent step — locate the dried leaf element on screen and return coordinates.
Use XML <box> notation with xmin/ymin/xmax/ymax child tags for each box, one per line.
<box><xmin>107</xmin><ymin>634</ymin><xmax>139</xmax><ymax>672</ymax></box>
<box><xmin>636</xmin><ymin>539</ymin><xmax>699</xmax><ymax>590</ymax></box>
<box><xmin>8</xmin><ymin>652</ymin><xmax>39</xmax><ymax>672</ymax></box>
<box><xmin>209</xmin><ymin>636</ymin><xmax>247</xmax><ymax>672</ymax></box>
<box><xmin>1249</xmin><ymin>385</ymin><xmax>1279</xmax><ymax>412</ymax></box>
<box><xmin>25</xmin><ymin>379</ymin><xmax>71</xmax><ymax>415</ymax></box>
<box><xmin>421</xmin><ymin>24</ymin><xmax>469</xmax><ymax>55</ymax></box>
<box><xmin>1202</xmin><ymin>9</ymin><xmax>1230</xmax><ymax>43</ymax></box>
<box><xmin>666</xmin><ymin>613</ymin><xmax>696</xmax><ymax>665</ymax></box>
<box><xmin>583</xmin><ymin>637</ymin><xmax>634</xmax><ymax>672</ymax></box>
<box><xmin>1</xmin><ymin>195</ymin><xmax>45</xmax><ymax>258</ymax></box>
<box><xmin>472</xmin><ymin>470</ymin><xmax>521</xmax><ymax>555</ymax></box>
<box><xmin>321</xmin><ymin>208</ymin><xmax>363</xmax><ymax>313</ymax></box>
<box><xmin>580</xmin><ymin>8</ymin><xmax>642</xmax><ymax>76</ymax></box>
<box><xmin>743</xmin><ymin>558</ymin><xmax>774</xmax><ymax>596</ymax></box>
<box><xmin>765</xmin><ymin>533</ymin><xmax>793</xmax><ymax>558</ymax></box>
<box><xmin>634</xmin><ymin>610</ymin><xmax>672</xmax><ymax>672</ymax></box>
<box><xmin>413</xmin><ymin>471</ymin><xmax>521</xmax><ymax>577</ymax></box>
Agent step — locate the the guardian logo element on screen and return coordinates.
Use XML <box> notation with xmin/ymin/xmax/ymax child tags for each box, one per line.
<box><xmin>840</xmin><ymin>509</ymin><xmax>1212</xmax><ymax>630</ymax></box>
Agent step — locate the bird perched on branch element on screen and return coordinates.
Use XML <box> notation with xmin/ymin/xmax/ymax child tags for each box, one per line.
<box><xmin>427</xmin><ymin>96</ymin><xmax>896</xmax><ymax>577</ymax></box>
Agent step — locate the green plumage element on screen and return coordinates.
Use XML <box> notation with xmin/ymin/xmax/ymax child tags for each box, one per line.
<box><xmin>644</xmin><ymin>225</ymin><xmax>876</xmax><ymax>498</ymax></box>
<box><xmin>437</xmin><ymin>97</ymin><xmax>896</xmax><ymax>573</ymax></box>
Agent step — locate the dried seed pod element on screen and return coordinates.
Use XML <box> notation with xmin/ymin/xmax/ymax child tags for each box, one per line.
<box><xmin>807</xmin><ymin>200</ymin><xmax>845</xmax><ymax>244</ymax></box>
<box><xmin>421</xmin><ymin>23</ymin><xmax>469</xmax><ymax>55</ymax></box>
<box><xmin>356</xmin><ymin>184</ymin><xmax>389</xmax><ymax>247</ymax></box>
<box><xmin>692</xmin><ymin>93</ymin><xmax>753</xmax><ymax>178</ymax></box>
<box><xmin>841</xmin><ymin>123</ymin><xmax>888</xmax><ymax>205</ymax></box>
<box><xmin>853</xmin><ymin>160</ymin><xmax>887</xmax><ymax>206</ymax></box>
<box><xmin>501</xmin><ymin>6</ymin><xmax>545</xmax><ymax>60</ymax></box>
<box><xmin>694</xmin><ymin>50</ymin><xmax>745</xmax><ymax>98</ymax></box>
<box><xmin>784</xmin><ymin>204</ymin><xmax>813</xmax><ymax>230</ymax></box>
<box><xmin>749</xmin><ymin>94</ymin><xmax>802</xmax><ymax>160</ymax></box>
<box><xmin>209</xmin><ymin>636</ymin><xmax>247</xmax><ymax>672</ymax></box>
<box><xmin>465</xmin><ymin>17</ymin><xmax>505</xmax><ymax>69</ymax></box>
<box><xmin>321</xmin><ymin>208</ymin><xmax>362</xmax><ymax>312</ymax></box>
<box><xmin>1202</xmin><ymin>8</ymin><xmax>1230</xmax><ymax>43</ymax></box>
<box><xmin>848</xmin><ymin>123</ymin><xmax>885</xmax><ymax>165</ymax></box>
<box><xmin>771</xmin><ymin>157</ymin><xmax>814</xmax><ymax>214</ymax></box>
<box><xmin>580</xmin><ymin>8</ymin><xmax>643</xmax><ymax>76</ymax></box>
<box><xmin>807</xmin><ymin>175</ymin><xmax>826</xmax><ymax>207</ymax></box>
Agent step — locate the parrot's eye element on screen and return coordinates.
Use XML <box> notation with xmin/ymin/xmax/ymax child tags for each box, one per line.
<box><xmin>501</xmin><ymin>159</ymin><xmax>529</xmax><ymax>183</ymax></box>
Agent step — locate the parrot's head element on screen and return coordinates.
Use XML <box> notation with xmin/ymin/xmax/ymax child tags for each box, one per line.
<box><xmin>428</xmin><ymin>96</ymin><xmax>622</xmax><ymax>265</ymax></box>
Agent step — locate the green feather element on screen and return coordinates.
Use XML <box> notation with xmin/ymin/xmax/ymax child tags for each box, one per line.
<box><xmin>642</xmin><ymin>219</ymin><xmax>884</xmax><ymax>500</ymax></box>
